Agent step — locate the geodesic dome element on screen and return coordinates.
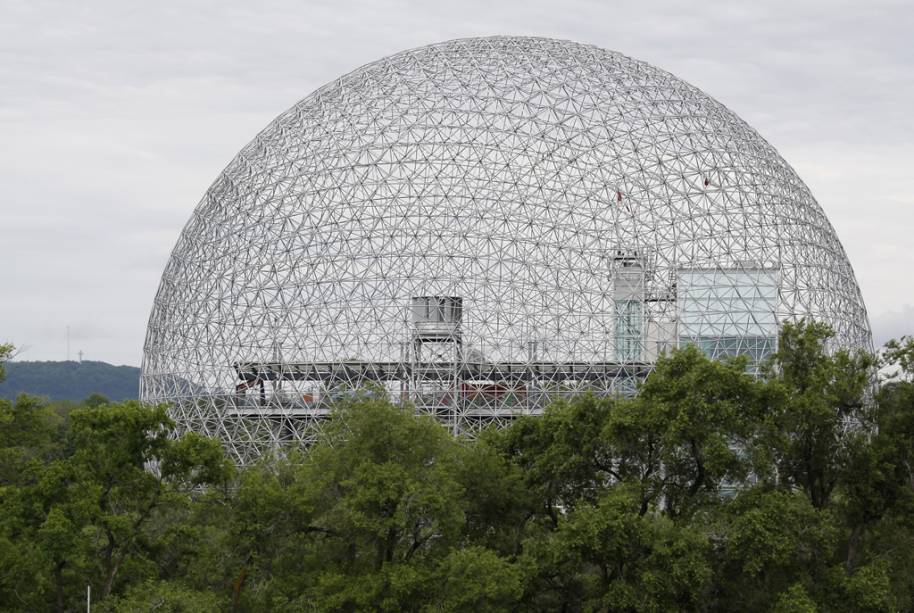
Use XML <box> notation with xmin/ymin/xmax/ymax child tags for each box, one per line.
<box><xmin>141</xmin><ymin>36</ymin><xmax>871</xmax><ymax>463</ymax></box>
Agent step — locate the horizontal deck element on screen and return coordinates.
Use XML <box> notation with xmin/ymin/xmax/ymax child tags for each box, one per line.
<box><xmin>235</xmin><ymin>360</ymin><xmax>652</xmax><ymax>383</ymax></box>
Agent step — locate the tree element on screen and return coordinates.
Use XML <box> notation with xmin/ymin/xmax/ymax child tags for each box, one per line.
<box><xmin>4</xmin><ymin>323</ymin><xmax>914</xmax><ymax>610</ymax></box>
<box><xmin>84</xmin><ymin>393</ymin><xmax>110</xmax><ymax>408</ymax></box>
<box><xmin>613</xmin><ymin>345</ymin><xmax>768</xmax><ymax>518</ymax></box>
<box><xmin>0</xmin><ymin>342</ymin><xmax>13</xmax><ymax>382</ymax></box>
<box><xmin>493</xmin><ymin>394</ymin><xmax>618</xmax><ymax>526</ymax></box>
<box><xmin>431</xmin><ymin>546</ymin><xmax>523</xmax><ymax>612</ymax></box>
<box><xmin>520</xmin><ymin>486</ymin><xmax>710</xmax><ymax>612</ymax></box>
<box><xmin>708</xmin><ymin>487</ymin><xmax>839</xmax><ymax>610</ymax></box>
<box><xmin>0</xmin><ymin>399</ymin><xmax>232</xmax><ymax>611</ymax></box>
<box><xmin>97</xmin><ymin>579</ymin><xmax>222</xmax><ymax>612</ymax></box>
<box><xmin>763</xmin><ymin>321</ymin><xmax>874</xmax><ymax>510</ymax></box>
<box><xmin>225</xmin><ymin>396</ymin><xmax>522</xmax><ymax>611</ymax></box>
<box><xmin>829</xmin><ymin>336</ymin><xmax>914</xmax><ymax>607</ymax></box>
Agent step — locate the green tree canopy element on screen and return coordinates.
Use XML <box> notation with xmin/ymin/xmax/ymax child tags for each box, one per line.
<box><xmin>1</xmin><ymin>323</ymin><xmax>913</xmax><ymax>611</ymax></box>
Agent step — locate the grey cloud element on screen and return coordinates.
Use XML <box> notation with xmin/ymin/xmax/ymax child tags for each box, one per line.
<box><xmin>872</xmin><ymin>305</ymin><xmax>914</xmax><ymax>348</ymax></box>
<box><xmin>1</xmin><ymin>0</ymin><xmax>912</xmax><ymax>365</ymax></box>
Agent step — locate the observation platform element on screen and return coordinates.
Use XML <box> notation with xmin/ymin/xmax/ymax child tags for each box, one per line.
<box><xmin>235</xmin><ymin>360</ymin><xmax>652</xmax><ymax>384</ymax></box>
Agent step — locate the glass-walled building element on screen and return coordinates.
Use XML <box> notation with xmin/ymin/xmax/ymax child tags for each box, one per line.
<box><xmin>677</xmin><ymin>267</ymin><xmax>779</xmax><ymax>366</ymax></box>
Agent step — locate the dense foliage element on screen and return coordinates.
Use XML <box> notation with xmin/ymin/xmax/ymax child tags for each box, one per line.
<box><xmin>0</xmin><ymin>360</ymin><xmax>140</xmax><ymax>402</ymax></box>
<box><xmin>1</xmin><ymin>323</ymin><xmax>913</xmax><ymax>612</ymax></box>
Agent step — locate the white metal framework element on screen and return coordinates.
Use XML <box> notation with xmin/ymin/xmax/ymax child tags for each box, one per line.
<box><xmin>141</xmin><ymin>37</ymin><xmax>871</xmax><ymax>463</ymax></box>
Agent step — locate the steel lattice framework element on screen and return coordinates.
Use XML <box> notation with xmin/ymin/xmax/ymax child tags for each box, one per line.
<box><xmin>141</xmin><ymin>36</ymin><xmax>871</xmax><ymax>464</ymax></box>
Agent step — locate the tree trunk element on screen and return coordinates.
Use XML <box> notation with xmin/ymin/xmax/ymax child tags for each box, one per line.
<box><xmin>231</xmin><ymin>566</ymin><xmax>248</xmax><ymax>611</ymax></box>
<box><xmin>845</xmin><ymin>524</ymin><xmax>864</xmax><ymax>573</ymax></box>
<box><xmin>54</xmin><ymin>561</ymin><xmax>65</xmax><ymax>613</ymax></box>
<box><xmin>102</xmin><ymin>556</ymin><xmax>121</xmax><ymax>599</ymax></box>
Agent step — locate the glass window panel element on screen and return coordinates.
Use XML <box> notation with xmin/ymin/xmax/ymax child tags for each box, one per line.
<box><xmin>615</xmin><ymin>300</ymin><xmax>643</xmax><ymax>361</ymax></box>
<box><xmin>677</xmin><ymin>268</ymin><xmax>778</xmax><ymax>338</ymax></box>
<box><xmin>677</xmin><ymin>268</ymin><xmax>778</xmax><ymax>365</ymax></box>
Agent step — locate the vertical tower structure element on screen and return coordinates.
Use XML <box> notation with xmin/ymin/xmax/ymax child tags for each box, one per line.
<box><xmin>613</xmin><ymin>251</ymin><xmax>646</xmax><ymax>363</ymax></box>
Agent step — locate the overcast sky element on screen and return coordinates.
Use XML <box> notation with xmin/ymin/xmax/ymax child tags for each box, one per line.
<box><xmin>1</xmin><ymin>0</ymin><xmax>912</xmax><ymax>366</ymax></box>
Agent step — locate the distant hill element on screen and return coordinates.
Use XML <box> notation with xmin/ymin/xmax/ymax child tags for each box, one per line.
<box><xmin>0</xmin><ymin>360</ymin><xmax>140</xmax><ymax>402</ymax></box>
